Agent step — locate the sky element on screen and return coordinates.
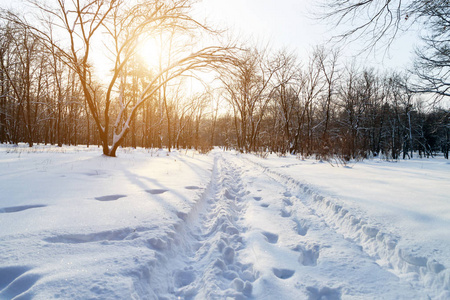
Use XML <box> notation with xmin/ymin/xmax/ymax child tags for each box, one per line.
<box><xmin>194</xmin><ymin>0</ymin><xmax>419</xmax><ymax>70</ymax></box>
<box><xmin>0</xmin><ymin>0</ymin><xmax>420</xmax><ymax>75</ymax></box>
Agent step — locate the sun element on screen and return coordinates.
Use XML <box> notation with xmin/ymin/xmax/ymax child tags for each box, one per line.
<box><xmin>136</xmin><ymin>38</ymin><xmax>161</xmax><ymax>68</ymax></box>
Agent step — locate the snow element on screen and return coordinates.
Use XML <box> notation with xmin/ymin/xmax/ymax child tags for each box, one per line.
<box><xmin>0</xmin><ymin>145</ymin><xmax>449</xmax><ymax>299</ymax></box>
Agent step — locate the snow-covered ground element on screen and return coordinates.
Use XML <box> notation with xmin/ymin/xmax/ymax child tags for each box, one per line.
<box><xmin>0</xmin><ymin>145</ymin><xmax>449</xmax><ymax>299</ymax></box>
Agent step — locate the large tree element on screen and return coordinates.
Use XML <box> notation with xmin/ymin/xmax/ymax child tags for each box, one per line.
<box><xmin>2</xmin><ymin>0</ymin><xmax>233</xmax><ymax>156</ymax></box>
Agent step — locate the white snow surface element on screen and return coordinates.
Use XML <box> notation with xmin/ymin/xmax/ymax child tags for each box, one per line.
<box><xmin>0</xmin><ymin>145</ymin><xmax>449</xmax><ymax>299</ymax></box>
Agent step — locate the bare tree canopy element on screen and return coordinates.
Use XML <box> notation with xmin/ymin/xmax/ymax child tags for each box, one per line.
<box><xmin>322</xmin><ymin>0</ymin><xmax>450</xmax><ymax>102</ymax></box>
<box><xmin>411</xmin><ymin>1</ymin><xmax>450</xmax><ymax>99</ymax></box>
<box><xmin>322</xmin><ymin>0</ymin><xmax>415</xmax><ymax>49</ymax></box>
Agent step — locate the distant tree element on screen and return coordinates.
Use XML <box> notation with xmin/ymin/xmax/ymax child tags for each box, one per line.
<box><xmin>220</xmin><ymin>47</ymin><xmax>292</xmax><ymax>152</ymax></box>
<box><xmin>0</xmin><ymin>21</ymin><xmax>45</xmax><ymax>146</ymax></box>
<box><xmin>207</xmin><ymin>89</ymin><xmax>222</xmax><ymax>147</ymax></box>
<box><xmin>0</xmin><ymin>23</ymin><xmax>11</xmax><ymax>144</ymax></box>
<box><xmin>272</xmin><ymin>49</ymin><xmax>302</xmax><ymax>154</ymax></box>
<box><xmin>424</xmin><ymin>108</ymin><xmax>450</xmax><ymax>159</ymax></box>
<box><xmin>315</xmin><ymin>46</ymin><xmax>340</xmax><ymax>158</ymax></box>
<box><xmin>294</xmin><ymin>51</ymin><xmax>324</xmax><ymax>156</ymax></box>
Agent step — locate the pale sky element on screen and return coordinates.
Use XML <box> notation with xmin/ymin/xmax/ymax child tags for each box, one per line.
<box><xmin>195</xmin><ymin>0</ymin><xmax>419</xmax><ymax>70</ymax></box>
<box><xmin>0</xmin><ymin>0</ymin><xmax>420</xmax><ymax>73</ymax></box>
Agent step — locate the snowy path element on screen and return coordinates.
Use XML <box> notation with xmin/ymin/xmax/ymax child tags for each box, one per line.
<box><xmin>153</xmin><ymin>152</ymin><xmax>426</xmax><ymax>299</ymax></box>
<box><xmin>152</xmin><ymin>154</ymin><xmax>255</xmax><ymax>299</ymax></box>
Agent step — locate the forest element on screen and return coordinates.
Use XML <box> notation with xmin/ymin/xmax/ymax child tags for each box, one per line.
<box><xmin>0</xmin><ymin>0</ymin><xmax>449</xmax><ymax>160</ymax></box>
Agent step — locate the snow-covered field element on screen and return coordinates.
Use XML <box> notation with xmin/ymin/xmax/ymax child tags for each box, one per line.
<box><xmin>0</xmin><ymin>145</ymin><xmax>449</xmax><ymax>299</ymax></box>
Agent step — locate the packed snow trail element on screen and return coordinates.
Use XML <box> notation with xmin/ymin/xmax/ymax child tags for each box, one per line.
<box><xmin>153</xmin><ymin>151</ymin><xmax>426</xmax><ymax>299</ymax></box>
<box><xmin>152</xmin><ymin>154</ymin><xmax>255</xmax><ymax>299</ymax></box>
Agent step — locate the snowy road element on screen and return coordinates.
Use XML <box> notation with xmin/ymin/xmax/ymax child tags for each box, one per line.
<box><xmin>0</xmin><ymin>146</ymin><xmax>448</xmax><ymax>299</ymax></box>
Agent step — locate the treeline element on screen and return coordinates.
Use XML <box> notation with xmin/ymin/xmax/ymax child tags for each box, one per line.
<box><xmin>0</xmin><ymin>22</ymin><xmax>449</xmax><ymax>160</ymax></box>
<box><xmin>214</xmin><ymin>48</ymin><xmax>450</xmax><ymax>160</ymax></box>
<box><xmin>0</xmin><ymin>19</ymin><xmax>211</xmax><ymax>152</ymax></box>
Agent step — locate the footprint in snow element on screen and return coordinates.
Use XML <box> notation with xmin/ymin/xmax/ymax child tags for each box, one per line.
<box><xmin>174</xmin><ymin>269</ymin><xmax>196</xmax><ymax>288</ymax></box>
<box><xmin>223</xmin><ymin>246</ymin><xmax>235</xmax><ymax>264</ymax></box>
<box><xmin>281</xmin><ymin>208</ymin><xmax>292</xmax><ymax>218</ymax></box>
<box><xmin>230</xmin><ymin>278</ymin><xmax>253</xmax><ymax>296</ymax></box>
<box><xmin>283</xmin><ymin>191</ymin><xmax>292</xmax><ymax>197</ymax></box>
<box><xmin>224</xmin><ymin>189</ymin><xmax>235</xmax><ymax>200</ymax></box>
<box><xmin>293</xmin><ymin>244</ymin><xmax>320</xmax><ymax>266</ymax></box>
<box><xmin>0</xmin><ymin>266</ymin><xmax>32</xmax><ymax>290</ymax></box>
<box><xmin>294</xmin><ymin>218</ymin><xmax>309</xmax><ymax>236</ymax></box>
<box><xmin>306</xmin><ymin>286</ymin><xmax>341</xmax><ymax>300</ymax></box>
<box><xmin>185</xmin><ymin>186</ymin><xmax>201</xmax><ymax>190</ymax></box>
<box><xmin>272</xmin><ymin>268</ymin><xmax>295</xmax><ymax>279</ymax></box>
<box><xmin>0</xmin><ymin>204</ymin><xmax>46</xmax><ymax>213</ymax></box>
<box><xmin>253</xmin><ymin>196</ymin><xmax>262</xmax><ymax>201</ymax></box>
<box><xmin>177</xmin><ymin>211</ymin><xmax>188</xmax><ymax>221</ymax></box>
<box><xmin>0</xmin><ymin>268</ymin><xmax>41</xmax><ymax>300</ymax></box>
<box><xmin>146</xmin><ymin>189</ymin><xmax>168</xmax><ymax>195</ymax></box>
<box><xmin>283</xmin><ymin>198</ymin><xmax>293</xmax><ymax>206</ymax></box>
<box><xmin>261</xmin><ymin>231</ymin><xmax>279</xmax><ymax>244</ymax></box>
<box><xmin>95</xmin><ymin>194</ymin><xmax>126</xmax><ymax>201</ymax></box>
<box><xmin>260</xmin><ymin>203</ymin><xmax>269</xmax><ymax>208</ymax></box>
<box><xmin>44</xmin><ymin>229</ymin><xmax>135</xmax><ymax>244</ymax></box>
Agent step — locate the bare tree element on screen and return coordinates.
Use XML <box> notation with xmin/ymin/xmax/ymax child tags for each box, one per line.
<box><xmin>220</xmin><ymin>47</ymin><xmax>289</xmax><ymax>152</ymax></box>
<box><xmin>294</xmin><ymin>51</ymin><xmax>324</xmax><ymax>156</ymax></box>
<box><xmin>322</xmin><ymin>0</ymin><xmax>408</xmax><ymax>50</ymax></box>
<box><xmin>0</xmin><ymin>21</ymin><xmax>44</xmax><ymax>146</ymax></box>
<box><xmin>272</xmin><ymin>49</ymin><xmax>302</xmax><ymax>154</ymax></box>
<box><xmin>322</xmin><ymin>0</ymin><xmax>450</xmax><ymax>103</ymax></box>
<box><xmin>411</xmin><ymin>2</ymin><xmax>450</xmax><ymax>101</ymax></box>
<box><xmin>3</xmin><ymin>0</ymin><xmax>234</xmax><ymax>156</ymax></box>
<box><xmin>316</xmin><ymin>46</ymin><xmax>340</xmax><ymax>158</ymax></box>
